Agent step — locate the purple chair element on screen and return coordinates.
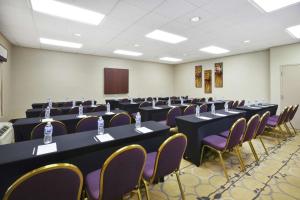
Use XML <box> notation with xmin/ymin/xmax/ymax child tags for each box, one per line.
<box><xmin>199</xmin><ymin>98</ymin><xmax>206</xmax><ymax>102</ymax></box>
<box><xmin>85</xmin><ymin>145</ymin><xmax>146</xmax><ymax>200</ymax></box>
<box><xmin>109</xmin><ymin>113</ymin><xmax>131</xmax><ymax>127</ymax></box>
<box><xmin>155</xmin><ymin>100</ymin><xmax>165</xmax><ymax>106</ymax></box>
<box><xmin>93</xmin><ymin>105</ymin><xmax>107</xmax><ymax>112</ymax></box>
<box><xmin>238</xmin><ymin>100</ymin><xmax>245</xmax><ymax>107</ymax></box>
<box><xmin>232</xmin><ymin>101</ymin><xmax>239</xmax><ymax>109</ymax></box>
<box><xmin>159</xmin><ymin>107</ymin><xmax>182</xmax><ymax>133</ymax></box>
<box><xmin>146</xmin><ymin>97</ymin><xmax>153</xmax><ymax>101</ymax></box>
<box><xmin>288</xmin><ymin>104</ymin><xmax>299</xmax><ymax>134</ymax></box>
<box><xmin>64</xmin><ymin>101</ymin><xmax>73</xmax><ymax>107</ymax></box>
<box><xmin>143</xmin><ymin>133</ymin><xmax>187</xmax><ymax>200</ymax></box>
<box><xmin>31</xmin><ymin>121</ymin><xmax>67</xmax><ymax>139</ymax></box>
<box><xmin>120</xmin><ymin>98</ymin><xmax>130</xmax><ymax>103</ymax></box>
<box><xmin>183</xmin><ymin>105</ymin><xmax>196</xmax><ymax>115</ymax></box>
<box><xmin>191</xmin><ymin>98</ymin><xmax>199</xmax><ymax>104</ymax></box>
<box><xmin>40</xmin><ymin>108</ymin><xmax>62</xmax><ymax>117</ymax></box>
<box><xmin>3</xmin><ymin>163</ymin><xmax>83</xmax><ymax>200</ymax></box>
<box><xmin>199</xmin><ymin>104</ymin><xmax>208</xmax><ymax>113</ymax></box>
<box><xmin>266</xmin><ymin>107</ymin><xmax>289</xmax><ymax>143</ymax></box>
<box><xmin>68</xmin><ymin>106</ymin><xmax>87</xmax><ymax>115</ymax></box>
<box><xmin>76</xmin><ymin>116</ymin><xmax>99</xmax><ymax>132</ymax></box>
<box><xmin>227</xmin><ymin>101</ymin><xmax>234</xmax><ymax>109</ymax></box>
<box><xmin>200</xmin><ymin>118</ymin><xmax>247</xmax><ymax>180</ymax></box>
<box><xmin>208</xmin><ymin>97</ymin><xmax>213</xmax><ymax>101</ymax></box>
<box><xmin>281</xmin><ymin>106</ymin><xmax>295</xmax><ymax>136</ymax></box>
<box><xmin>131</xmin><ymin>101</ymin><xmax>151</xmax><ymax>119</ymax></box>
<box><xmin>82</xmin><ymin>100</ymin><xmax>94</xmax><ymax>106</ymax></box>
<box><xmin>254</xmin><ymin>111</ymin><xmax>270</xmax><ymax>155</ymax></box>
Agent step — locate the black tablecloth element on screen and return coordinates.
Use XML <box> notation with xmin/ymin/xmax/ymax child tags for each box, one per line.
<box><xmin>32</xmin><ymin>101</ymin><xmax>88</xmax><ymax>109</ymax></box>
<box><xmin>236</xmin><ymin>104</ymin><xmax>278</xmax><ymax>120</ymax></box>
<box><xmin>0</xmin><ymin>121</ymin><xmax>170</xmax><ymax>199</ymax></box>
<box><xmin>26</xmin><ymin>105</ymin><xmax>99</xmax><ymax>118</ymax></box>
<box><xmin>195</xmin><ymin>101</ymin><xmax>225</xmax><ymax>111</ymax></box>
<box><xmin>176</xmin><ymin>109</ymin><xmax>246</xmax><ymax>166</ymax></box>
<box><xmin>139</xmin><ymin>104</ymin><xmax>189</xmax><ymax>122</ymax></box>
<box><xmin>13</xmin><ymin>110</ymin><xmax>125</xmax><ymax>142</ymax></box>
<box><xmin>118</xmin><ymin>102</ymin><xmax>142</xmax><ymax>114</ymax></box>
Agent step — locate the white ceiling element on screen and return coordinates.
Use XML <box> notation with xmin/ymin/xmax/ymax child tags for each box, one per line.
<box><xmin>0</xmin><ymin>0</ymin><xmax>300</xmax><ymax>64</ymax></box>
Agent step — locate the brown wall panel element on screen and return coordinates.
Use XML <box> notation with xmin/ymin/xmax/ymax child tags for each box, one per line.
<box><xmin>104</xmin><ymin>68</ymin><xmax>129</xmax><ymax>94</ymax></box>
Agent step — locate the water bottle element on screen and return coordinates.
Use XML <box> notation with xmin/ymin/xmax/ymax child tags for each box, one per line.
<box><xmin>135</xmin><ymin>112</ymin><xmax>141</xmax><ymax>129</ymax></box>
<box><xmin>107</xmin><ymin>103</ymin><xmax>110</xmax><ymax>113</ymax></box>
<box><xmin>98</xmin><ymin>116</ymin><xmax>104</xmax><ymax>135</ymax></box>
<box><xmin>224</xmin><ymin>101</ymin><xmax>228</xmax><ymax>112</ymax></box>
<box><xmin>79</xmin><ymin>104</ymin><xmax>83</xmax><ymax>116</ymax></box>
<box><xmin>48</xmin><ymin>99</ymin><xmax>52</xmax><ymax>108</ymax></box>
<box><xmin>211</xmin><ymin>103</ymin><xmax>216</xmax><ymax>115</ymax></box>
<box><xmin>180</xmin><ymin>98</ymin><xmax>184</xmax><ymax>105</ymax></box>
<box><xmin>72</xmin><ymin>100</ymin><xmax>76</xmax><ymax>107</ymax></box>
<box><xmin>45</xmin><ymin>106</ymin><xmax>50</xmax><ymax>119</ymax></box>
<box><xmin>44</xmin><ymin>122</ymin><xmax>53</xmax><ymax>144</ymax></box>
<box><xmin>196</xmin><ymin>105</ymin><xmax>200</xmax><ymax>117</ymax></box>
<box><xmin>168</xmin><ymin>98</ymin><xmax>171</xmax><ymax>106</ymax></box>
<box><xmin>131</xmin><ymin>98</ymin><xmax>134</xmax><ymax>104</ymax></box>
<box><xmin>152</xmin><ymin>99</ymin><xmax>155</xmax><ymax>108</ymax></box>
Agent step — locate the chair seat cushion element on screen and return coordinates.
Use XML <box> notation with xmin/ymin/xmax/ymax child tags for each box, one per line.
<box><xmin>202</xmin><ymin>135</ymin><xmax>227</xmax><ymax>151</ymax></box>
<box><xmin>158</xmin><ymin>120</ymin><xmax>166</xmax><ymax>125</ymax></box>
<box><xmin>143</xmin><ymin>152</ymin><xmax>157</xmax><ymax>181</ymax></box>
<box><xmin>266</xmin><ymin>119</ymin><xmax>277</xmax><ymax>127</ymax></box>
<box><xmin>86</xmin><ymin>169</ymin><xmax>101</xmax><ymax>200</ymax></box>
<box><xmin>269</xmin><ymin>115</ymin><xmax>279</xmax><ymax>121</ymax></box>
<box><xmin>219</xmin><ymin>130</ymin><xmax>229</xmax><ymax>138</ymax></box>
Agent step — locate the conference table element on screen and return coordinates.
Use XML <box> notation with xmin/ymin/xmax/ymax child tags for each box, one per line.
<box><xmin>118</xmin><ymin>101</ymin><xmax>144</xmax><ymax>114</ymax></box>
<box><xmin>13</xmin><ymin>109</ymin><xmax>125</xmax><ymax>142</ymax></box>
<box><xmin>25</xmin><ymin>105</ymin><xmax>100</xmax><ymax>118</ymax></box>
<box><xmin>236</xmin><ymin>104</ymin><xmax>278</xmax><ymax>120</ymax></box>
<box><xmin>31</xmin><ymin>101</ymin><xmax>88</xmax><ymax>109</ymax></box>
<box><xmin>0</xmin><ymin>121</ymin><xmax>170</xmax><ymax>199</ymax></box>
<box><xmin>195</xmin><ymin>100</ymin><xmax>226</xmax><ymax>111</ymax></box>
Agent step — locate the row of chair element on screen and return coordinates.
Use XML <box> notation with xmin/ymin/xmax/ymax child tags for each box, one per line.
<box><xmin>3</xmin><ymin>134</ymin><xmax>188</xmax><ymax>200</ymax></box>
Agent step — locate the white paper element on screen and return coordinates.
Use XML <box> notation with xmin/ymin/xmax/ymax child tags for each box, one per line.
<box><xmin>226</xmin><ymin>111</ymin><xmax>240</xmax><ymax>114</ymax></box>
<box><xmin>105</xmin><ymin>112</ymin><xmax>115</xmax><ymax>115</ymax></box>
<box><xmin>96</xmin><ymin>134</ymin><xmax>114</xmax><ymax>142</ymax></box>
<box><xmin>214</xmin><ymin>113</ymin><xmax>227</xmax><ymax>117</ymax></box>
<box><xmin>36</xmin><ymin>143</ymin><xmax>57</xmax><ymax>156</ymax></box>
<box><xmin>169</xmin><ymin>105</ymin><xmax>177</xmax><ymax>108</ymax></box>
<box><xmin>250</xmin><ymin>106</ymin><xmax>260</xmax><ymax>109</ymax></box>
<box><xmin>181</xmin><ymin>104</ymin><xmax>189</xmax><ymax>106</ymax></box>
<box><xmin>41</xmin><ymin>118</ymin><xmax>54</xmax><ymax>123</ymax></box>
<box><xmin>131</xmin><ymin>102</ymin><xmax>137</xmax><ymax>104</ymax></box>
<box><xmin>153</xmin><ymin>107</ymin><xmax>162</xmax><ymax>109</ymax></box>
<box><xmin>136</xmin><ymin>127</ymin><xmax>153</xmax><ymax>134</ymax></box>
<box><xmin>197</xmin><ymin>116</ymin><xmax>212</xmax><ymax>120</ymax></box>
<box><xmin>77</xmin><ymin>115</ymin><xmax>88</xmax><ymax>118</ymax></box>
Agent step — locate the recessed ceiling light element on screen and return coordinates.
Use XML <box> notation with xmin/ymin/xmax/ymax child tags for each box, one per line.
<box><xmin>145</xmin><ymin>29</ymin><xmax>187</xmax><ymax>44</ymax></box>
<box><xmin>286</xmin><ymin>24</ymin><xmax>300</xmax><ymax>39</ymax></box>
<box><xmin>40</xmin><ymin>38</ymin><xmax>82</xmax><ymax>48</ymax></box>
<box><xmin>244</xmin><ymin>40</ymin><xmax>251</xmax><ymax>43</ymax></box>
<box><xmin>249</xmin><ymin>0</ymin><xmax>300</xmax><ymax>12</ymax></box>
<box><xmin>159</xmin><ymin>57</ymin><xmax>182</xmax><ymax>62</ymax></box>
<box><xmin>134</xmin><ymin>44</ymin><xmax>140</xmax><ymax>47</ymax></box>
<box><xmin>74</xmin><ymin>33</ymin><xmax>81</xmax><ymax>37</ymax></box>
<box><xmin>190</xmin><ymin>16</ymin><xmax>200</xmax><ymax>22</ymax></box>
<box><xmin>31</xmin><ymin>0</ymin><xmax>105</xmax><ymax>25</ymax></box>
<box><xmin>200</xmin><ymin>46</ymin><xmax>230</xmax><ymax>54</ymax></box>
<box><xmin>113</xmin><ymin>49</ymin><xmax>143</xmax><ymax>57</ymax></box>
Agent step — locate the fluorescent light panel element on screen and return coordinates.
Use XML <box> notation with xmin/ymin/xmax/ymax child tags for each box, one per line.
<box><xmin>114</xmin><ymin>49</ymin><xmax>143</xmax><ymax>57</ymax></box>
<box><xmin>146</xmin><ymin>30</ymin><xmax>187</xmax><ymax>44</ymax></box>
<box><xmin>286</xmin><ymin>24</ymin><xmax>300</xmax><ymax>38</ymax></box>
<box><xmin>160</xmin><ymin>57</ymin><xmax>182</xmax><ymax>62</ymax></box>
<box><xmin>249</xmin><ymin>0</ymin><xmax>300</xmax><ymax>12</ymax></box>
<box><xmin>200</xmin><ymin>46</ymin><xmax>229</xmax><ymax>54</ymax></box>
<box><xmin>31</xmin><ymin>0</ymin><xmax>105</xmax><ymax>25</ymax></box>
<box><xmin>40</xmin><ymin>38</ymin><xmax>82</xmax><ymax>48</ymax></box>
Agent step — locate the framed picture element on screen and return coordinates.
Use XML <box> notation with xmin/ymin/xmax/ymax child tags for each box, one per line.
<box><xmin>195</xmin><ymin>65</ymin><xmax>202</xmax><ymax>88</ymax></box>
<box><xmin>215</xmin><ymin>62</ymin><xmax>223</xmax><ymax>88</ymax></box>
<box><xmin>204</xmin><ymin>70</ymin><xmax>212</xmax><ymax>93</ymax></box>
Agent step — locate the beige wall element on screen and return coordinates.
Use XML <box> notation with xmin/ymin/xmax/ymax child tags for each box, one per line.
<box><xmin>0</xmin><ymin>33</ymin><xmax>12</xmax><ymax>121</ymax></box>
<box><xmin>270</xmin><ymin>43</ymin><xmax>300</xmax><ymax>110</ymax></box>
<box><xmin>10</xmin><ymin>46</ymin><xmax>174</xmax><ymax>118</ymax></box>
<box><xmin>173</xmin><ymin>50</ymin><xmax>270</xmax><ymax>102</ymax></box>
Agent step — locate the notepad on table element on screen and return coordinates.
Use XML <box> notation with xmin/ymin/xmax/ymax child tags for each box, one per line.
<box><xmin>95</xmin><ymin>134</ymin><xmax>114</xmax><ymax>142</ymax></box>
<box><xmin>41</xmin><ymin>118</ymin><xmax>54</xmax><ymax>123</ymax></box>
<box><xmin>197</xmin><ymin>116</ymin><xmax>212</xmax><ymax>120</ymax></box>
<box><xmin>227</xmin><ymin>111</ymin><xmax>240</xmax><ymax>114</ymax></box>
<box><xmin>153</xmin><ymin>107</ymin><xmax>162</xmax><ymax>109</ymax></box>
<box><xmin>136</xmin><ymin>127</ymin><xmax>153</xmax><ymax>134</ymax></box>
<box><xmin>36</xmin><ymin>143</ymin><xmax>57</xmax><ymax>156</ymax></box>
<box><xmin>77</xmin><ymin>115</ymin><xmax>88</xmax><ymax>118</ymax></box>
<box><xmin>214</xmin><ymin>113</ymin><xmax>227</xmax><ymax>117</ymax></box>
<box><xmin>105</xmin><ymin>112</ymin><xmax>115</xmax><ymax>115</ymax></box>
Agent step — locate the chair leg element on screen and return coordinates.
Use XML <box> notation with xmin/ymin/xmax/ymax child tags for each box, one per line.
<box><xmin>259</xmin><ymin>137</ymin><xmax>268</xmax><ymax>155</ymax></box>
<box><xmin>200</xmin><ymin>145</ymin><xmax>206</xmax><ymax>165</ymax></box>
<box><xmin>284</xmin><ymin>123</ymin><xmax>293</xmax><ymax>136</ymax></box>
<box><xmin>136</xmin><ymin>188</ymin><xmax>142</xmax><ymax>200</ymax></box>
<box><xmin>234</xmin><ymin>147</ymin><xmax>245</xmax><ymax>171</ymax></box>
<box><xmin>278</xmin><ymin>126</ymin><xmax>287</xmax><ymax>139</ymax></box>
<box><xmin>143</xmin><ymin>179</ymin><xmax>150</xmax><ymax>200</ymax></box>
<box><xmin>175</xmin><ymin>171</ymin><xmax>185</xmax><ymax>200</ymax></box>
<box><xmin>248</xmin><ymin>141</ymin><xmax>259</xmax><ymax>163</ymax></box>
<box><xmin>289</xmin><ymin>122</ymin><xmax>297</xmax><ymax>134</ymax></box>
<box><xmin>217</xmin><ymin>151</ymin><xmax>229</xmax><ymax>181</ymax></box>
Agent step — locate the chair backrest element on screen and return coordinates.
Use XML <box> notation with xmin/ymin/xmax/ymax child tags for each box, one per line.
<box><xmin>289</xmin><ymin>104</ymin><xmax>299</xmax><ymax>121</ymax></box>
<box><xmin>31</xmin><ymin>121</ymin><xmax>68</xmax><ymax>139</ymax></box>
<box><xmin>109</xmin><ymin>113</ymin><xmax>131</xmax><ymax>127</ymax></box>
<box><xmin>82</xmin><ymin>100</ymin><xmax>93</xmax><ymax>106</ymax></box>
<box><xmin>241</xmin><ymin>114</ymin><xmax>260</xmax><ymax>142</ymax></box>
<box><xmin>183</xmin><ymin>105</ymin><xmax>196</xmax><ymax>115</ymax></box>
<box><xmin>255</xmin><ymin>111</ymin><xmax>270</xmax><ymax>137</ymax></box>
<box><xmin>3</xmin><ymin>163</ymin><xmax>83</xmax><ymax>200</ymax></box>
<box><xmin>284</xmin><ymin>106</ymin><xmax>294</xmax><ymax>123</ymax></box>
<box><xmin>99</xmin><ymin>145</ymin><xmax>146</xmax><ymax>200</ymax></box>
<box><xmin>191</xmin><ymin>98</ymin><xmax>198</xmax><ymax>104</ymax></box>
<box><xmin>68</xmin><ymin>106</ymin><xmax>86</xmax><ymax>114</ymax></box>
<box><xmin>225</xmin><ymin>118</ymin><xmax>246</xmax><ymax>149</ymax></box>
<box><xmin>76</xmin><ymin>116</ymin><xmax>99</xmax><ymax>132</ymax></box>
<box><xmin>238</xmin><ymin>100</ymin><xmax>245</xmax><ymax>107</ymax></box>
<box><xmin>120</xmin><ymin>98</ymin><xmax>130</xmax><ymax>103</ymax></box>
<box><xmin>146</xmin><ymin>97</ymin><xmax>152</xmax><ymax>101</ymax></box>
<box><xmin>208</xmin><ymin>97</ymin><xmax>213</xmax><ymax>101</ymax></box>
<box><xmin>227</xmin><ymin>101</ymin><xmax>234</xmax><ymax>109</ymax></box>
<box><xmin>93</xmin><ymin>105</ymin><xmax>107</xmax><ymax>112</ymax></box>
<box><xmin>232</xmin><ymin>101</ymin><xmax>239</xmax><ymax>108</ymax></box>
<box><xmin>199</xmin><ymin>98</ymin><xmax>206</xmax><ymax>102</ymax></box>
<box><xmin>139</xmin><ymin>101</ymin><xmax>151</xmax><ymax>108</ymax></box>
<box><xmin>64</xmin><ymin>101</ymin><xmax>73</xmax><ymax>107</ymax></box>
<box><xmin>40</xmin><ymin>108</ymin><xmax>62</xmax><ymax>117</ymax></box>
<box><xmin>149</xmin><ymin>134</ymin><xmax>187</xmax><ymax>182</ymax></box>
<box><xmin>155</xmin><ymin>100</ymin><xmax>165</xmax><ymax>106</ymax></box>
<box><xmin>278</xmin><ymin>107</ymin><xmax>289</xmax><ymax>125</ymax></box>
<box><xmin>166</xmin><ymin>107</ymin><xmax>182</xmax><ymax>127</ymax></box>
<box><xmin>199</xmin><ymin>104</ymin><xmax>208</xmax><ymax>113</ymax></box>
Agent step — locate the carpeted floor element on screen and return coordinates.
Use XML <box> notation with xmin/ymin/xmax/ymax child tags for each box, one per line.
<box><xmin>132</xmin><ymin>128</ymin><xmax>300</xmax><ymax>200</ymax></box>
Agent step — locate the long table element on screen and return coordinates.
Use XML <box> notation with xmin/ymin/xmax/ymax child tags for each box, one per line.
<box><xmin>13</xmin><ymin>109</ymin><xmax>125</xmax><ymax>142</ymax></box>
<box><xmin>31</xmin><ymin>101</ymin><xmax>91</xmax><ymax>109</ymax></box>
<box><xmin>236</xmin><ymin>104</ymin><xmax>278</xmax><ymax>120</ymax></box>
<box><xmin>176</xmin><ymin>109</ymin><xmax>246</xmax><ymax>166</ymax></box>
<box><xmin>0</xmin><ymin>121</ymin><xmax>170</xmax><ymax>199</ymax></box>
<box><xmin>195</xmin><ymin>101</ymin><xmax>225</xmax><ymax>111</ymax></box>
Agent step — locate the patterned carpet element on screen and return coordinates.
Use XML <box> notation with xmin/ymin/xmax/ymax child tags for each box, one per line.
<box><xmin>132</xmin><ymin>128</ymin><xmax>300</xmax><ymax>200</ymax></box>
